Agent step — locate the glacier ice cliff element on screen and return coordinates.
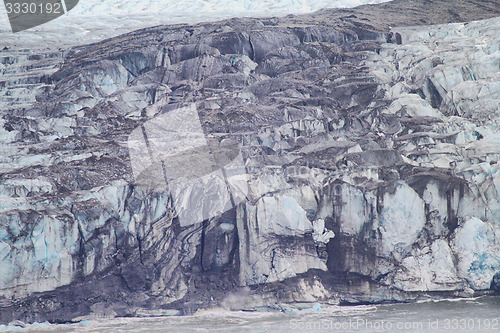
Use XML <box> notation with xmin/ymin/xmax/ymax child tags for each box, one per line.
<box><xmin>0</xmin><ymin>0</ymin><xmax>499</xmax><ymax>324</ymax></box>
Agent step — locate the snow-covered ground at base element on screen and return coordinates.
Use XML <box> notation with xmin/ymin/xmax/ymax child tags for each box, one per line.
<box><xmin>0</xmin><ymin>0</ymin><xmax>392</xmax><ymax>47</ymax></box>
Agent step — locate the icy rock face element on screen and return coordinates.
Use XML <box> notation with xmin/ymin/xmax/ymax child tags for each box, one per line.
<box><xmin>237</xmin><ymin>192</ymin><xmax>329</xmax><ymax>285</ymax></box>
<box><xmin>1</xmin><ymin>0</ymin><xmax>500</xmax><ymax>323</ymax></box>
<box><xmin>358</xmin><ymin>16</ymin><xmax>500</xmax><ymax>292</ymax></box>
<box><xmin>376</xmin><ymin>182</ymin><xmax>426</xmax><ymax>260</ymax></box>
<box><xmin>387</xmin><ymin>239</ymin><xmax>464</xmax><ymax>292</ymax></box>
<box><xmin>451</xmin><ymin>217</ymin><xmax>500</xmax><ymax>290</ymax></box>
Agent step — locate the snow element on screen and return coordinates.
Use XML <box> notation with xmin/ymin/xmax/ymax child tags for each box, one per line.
<box><xmin>0</xmin><ymin>0</ymin><xmax>392</xmax><ymax>47</ymax></box>
<box><xmin>238</xmin><ymin>189</ymin><xmax>329</xmax><ymax>285</ymax></box>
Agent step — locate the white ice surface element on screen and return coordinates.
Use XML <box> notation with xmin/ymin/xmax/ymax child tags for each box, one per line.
<box><xmin>0</xmin><ymin>0</ymin><xmax>392</xmax><ymax>47</ymax></box>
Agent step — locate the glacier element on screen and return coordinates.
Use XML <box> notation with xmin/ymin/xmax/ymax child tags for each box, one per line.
<box><xmin>0</xmin><ymin>0</ymin><xmax>392</xmax><ymax>47</ymax></box>
<box><xmin>0</xmin><ymin>0</ymin><xmax>499</xmax><ymax>325</ymax></box>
